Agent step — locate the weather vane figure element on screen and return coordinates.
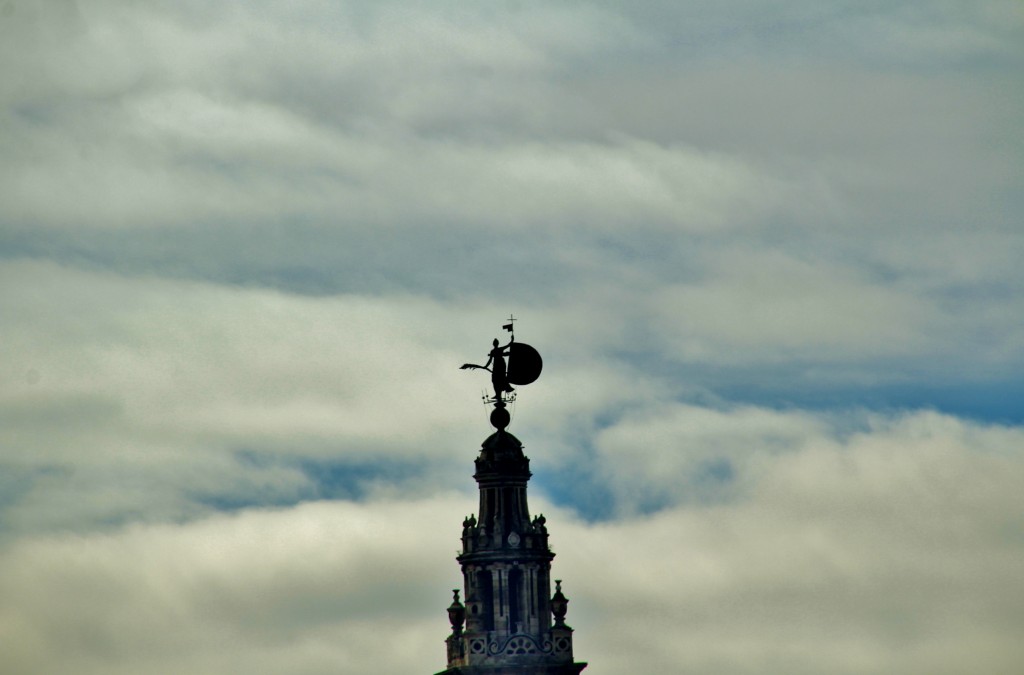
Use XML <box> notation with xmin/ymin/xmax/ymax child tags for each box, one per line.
<box><xmin>460</xmin><ymin>315</ymin><xmax>542</xmax><ymax>430</ymax></box>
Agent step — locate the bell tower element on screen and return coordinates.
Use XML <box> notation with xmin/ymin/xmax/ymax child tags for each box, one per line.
<box><xmin>438</xmin><ymin>324</ymin><xmax>586</xmax><ymax>675</ymax></box>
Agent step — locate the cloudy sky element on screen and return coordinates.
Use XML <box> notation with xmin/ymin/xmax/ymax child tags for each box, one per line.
<box><xmin>2</xmin><ymin>1</ymin><xmax>1023</xmax><ymax>673</ymax></box>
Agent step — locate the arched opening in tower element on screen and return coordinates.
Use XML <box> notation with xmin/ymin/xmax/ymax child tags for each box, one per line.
<box><xmin>477</xmin><ymin>569</ymin><xmax>494</xmax><ymax>632</ymax></box>
<box><xmin>508</xmin><ymin>567</ymin><xmax>523</xmax><ymax>632</ymax></box>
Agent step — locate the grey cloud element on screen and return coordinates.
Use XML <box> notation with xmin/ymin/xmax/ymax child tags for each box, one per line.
<box><xmin>3</xmin><ymin>254</ymin><xmax>1021</xmax><ymax>534</ymax></box>
<box><xmin>2</xmin><ymin>411</ymin><xmax>1022</xmax><ymax>674</ymax></box>
<box><xmin>588</xmin><ymin>405</ymin><xmax>1024</xmax><ymax>517</ymax></box>
<box><xmin>556</xmin><ymin>411</ymin><xmax>1024</xmax><ymax>674</ymax></box>
<box><xmin>1</xmin><ymin>2</ymin><xmax>1022</xmax><ymax>672</ymax></box>
<box><xmin>0</xmin><ymin>258</ymin><xmax>676</xmax><ymax>531</ymax></box>
<box><xmin>0</xmin><ymin>497</ymin><xmax>471</xmax><ymax>675</ymax></box>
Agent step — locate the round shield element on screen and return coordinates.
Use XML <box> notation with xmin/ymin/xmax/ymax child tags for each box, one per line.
<box><xmin>506</xmin><ymin>342</ymin><xmax>543</xmax><ymax>385</ymax></box>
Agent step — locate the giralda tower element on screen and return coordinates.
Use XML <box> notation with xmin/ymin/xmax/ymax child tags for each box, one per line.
<box><xmin>437</xmin><ymin>325</ymin><xmax>586</xmax><ymax>675</ymax></box>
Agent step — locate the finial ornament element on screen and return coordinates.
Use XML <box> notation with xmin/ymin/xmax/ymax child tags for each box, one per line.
<box><xmin>447</xmin><ymin>589</ymin><xmax>465</xmax><ymax>636</ymax></box>
<box><xmin>552</xmin><ymin>579</ymin><xmax>569</xmax><ymax>627</ymax></box>
<box><xmin>460</xmin><ymin>317</ymin><xmax>543</xmax><ymax>429</ymax></box>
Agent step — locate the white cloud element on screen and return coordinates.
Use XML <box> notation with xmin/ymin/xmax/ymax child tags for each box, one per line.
<box><xmin>651</xmin><ymin>252</ymin><xmax>942</xmax><ymax>364</ymax></box>
<box><xmin>1</xmin><ymin>1</ymin><xmax>1022</xmax><ymax>672</ymax></box>
<box><xmin>0</xmin><ymin>0</ymin><xmax>832</xmax><ymax>233</ymax></box>
<box><xmin>4</xmin><ymin>98</ymin><xmax>787</xmax><ymax>231</ymax></box>
<box><xmin>590</xmin><ymin>403</ymin><xmax>1024</xmax><ymax>517</ymax></box>
<box><xmin>0</xmin><ymin>259</ymin><xmax>670</xmax><ymax>531</ymax></box>
<box><xmin>2</xmin><ymin>410</ymin><xmax>1022</xmax><ymax>674</ymax></box>
<box><xmin>0</xmin><ymin>496</ymin><xmax>470</xmax><ymax>675</ymax></box>
<box><xmin>560</xmin><ymin>409</ymin><xmax>1024</xmax><ymax>674</ymax></box>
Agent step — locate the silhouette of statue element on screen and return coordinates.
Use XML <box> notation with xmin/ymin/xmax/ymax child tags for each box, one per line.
<box><xmin>461</xmin><ymin>337</ymin><xmax>515</xmax><ymax>401</ymax></box>
<box><xmin>461</xmin><ymin>322</ymin><xmax>543</xmax><ymax>431</ymax></box>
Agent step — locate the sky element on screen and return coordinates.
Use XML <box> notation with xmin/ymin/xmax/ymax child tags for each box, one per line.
<box><xmin>1</xmin><ymin>1</ymin><xmax>1023</xmax><ymax>673</ymax></box>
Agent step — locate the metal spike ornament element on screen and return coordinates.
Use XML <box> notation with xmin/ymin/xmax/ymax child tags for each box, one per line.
<box><xmin>459</xmin><ymin>317</ymin><xmax>543</xmax><ymax>430</ymax></box>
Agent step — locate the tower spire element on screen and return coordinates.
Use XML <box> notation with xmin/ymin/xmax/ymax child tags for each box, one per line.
<box><xmin>438</xmin><ymin>323</ymin><xmax>586</xmax><ymax>674</ymax></box>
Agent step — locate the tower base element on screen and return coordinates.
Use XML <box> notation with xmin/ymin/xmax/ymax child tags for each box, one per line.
<box><xmin>436</xmin><ymin>664</ymin><xmax>586</xmax><ymax>675</ymax></box>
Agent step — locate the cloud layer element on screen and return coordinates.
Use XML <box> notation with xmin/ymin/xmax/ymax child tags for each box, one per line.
<box><xmin>1</xmin><ymin>1</ymin><xmax>1022</xmax><ymax>673</ymax></box>
<box><xmin>3</xmin><ymin>411</ymin><xmax>1022</xmax><ymax>674</ymax></box>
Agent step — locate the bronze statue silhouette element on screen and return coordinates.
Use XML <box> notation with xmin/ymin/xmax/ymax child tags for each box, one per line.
<box><xmin>461</xmin><ymin>337</ymin><xmax>515</xmax><ymax>401</ymax></box>
<box><xmin>461</xmin><ymin>320</ymin><xmax>543</xmax><ymax>423</ymax></box>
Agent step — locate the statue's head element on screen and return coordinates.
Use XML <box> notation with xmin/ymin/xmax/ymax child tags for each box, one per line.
<box><xmin>493</xmin><ymin>338</ymin><xmax>499</xmax><ymax>347</ymax></box>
